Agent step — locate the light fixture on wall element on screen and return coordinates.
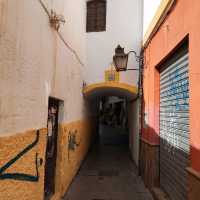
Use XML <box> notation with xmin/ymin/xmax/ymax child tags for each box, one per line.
<box><xmin>113</xmin><ymin>45</ymin><xmax>143</xmax><ymax>72</ymax></box>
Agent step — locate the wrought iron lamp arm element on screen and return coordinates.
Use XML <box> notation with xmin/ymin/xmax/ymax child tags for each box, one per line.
<box><xmin>126</xmin><ymin>51</ymin><xmax>143</xmax><ymax>71</ymax></box>
<box><xmin>128</xmin><ymin>50</ymin><xmax>138</xmax><ymax>57</ymax></box>
<box><xmin>126</xmin><ymin>68</ymin><xmax>139</xmax><ymax>71</ymax></box>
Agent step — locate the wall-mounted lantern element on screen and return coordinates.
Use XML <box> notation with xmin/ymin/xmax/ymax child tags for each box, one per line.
<box><xmin>113</xmin><ymin>45</ymin><xmax>143</xmax><ymax>72</ymax></box>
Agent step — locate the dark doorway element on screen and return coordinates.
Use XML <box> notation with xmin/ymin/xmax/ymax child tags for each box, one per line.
<box><xmin>44</xmin><ymin>97</ymin><xmax>60</xmax><ymax>200</ymax></box>
<box><xmin>98</xmin><ymin>96</ymin><xmax>129</xmax><ymax>146</ymax></box>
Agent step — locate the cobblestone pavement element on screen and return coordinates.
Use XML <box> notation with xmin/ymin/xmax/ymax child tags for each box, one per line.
<box><xmin>63</xmin><ymin>144</ymin><xmax>153</xmax><ymax>200</ymax></box>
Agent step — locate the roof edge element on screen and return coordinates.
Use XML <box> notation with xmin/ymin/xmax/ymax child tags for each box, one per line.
<box><xmin>142</xmin><ymin>0</ymin><xmax>176</xmax><ymax>48</ymax></box>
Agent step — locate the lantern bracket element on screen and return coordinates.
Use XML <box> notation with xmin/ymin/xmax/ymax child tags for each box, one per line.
<box><xmin>113</xmin><ymin>45</ymin><xmax>143</xmax><ymax>72</ymax></box>
<box><xmin>126</xmin><ymin>51</ymin><xmax>143</xmax><ymax>71</ymax></box>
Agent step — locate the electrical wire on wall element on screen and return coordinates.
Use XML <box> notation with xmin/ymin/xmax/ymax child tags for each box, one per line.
<box><xmin>57</xmin><ymin>32</ymin><xmax>85</xmax><ymax>67</ymax></box>
<box><xmin>38</xmin><ymin>0</ymin><xmax>85</xmax><ymax>68</ymax></box>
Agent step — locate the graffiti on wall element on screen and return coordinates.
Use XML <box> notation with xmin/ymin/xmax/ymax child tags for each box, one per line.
<box><xmin>68</xmin><ymin>130</ymin><xmax>80</xmax><ymax>162</ymax></box>
<box><xmin>160</xmin><ymin>55</ymin><xmax>189</xmax><ymax>154</ymax></box>
<box><xmin>0</xmin><ymin>130</ymin><xmax>42</xmax><ymax>182</ymax></box>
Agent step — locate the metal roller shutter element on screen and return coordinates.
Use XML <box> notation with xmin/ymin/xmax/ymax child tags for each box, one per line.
<box><xmin>160</xmin><ymin>52</ymin><xmax>190</xmax><ymax>200</ymax></box>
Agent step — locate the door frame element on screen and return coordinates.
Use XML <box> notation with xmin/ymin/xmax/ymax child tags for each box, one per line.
<box><xmin>44</xmin><ymin>97</ymin><xmax>64</xmax><ymax>200</ymax></box>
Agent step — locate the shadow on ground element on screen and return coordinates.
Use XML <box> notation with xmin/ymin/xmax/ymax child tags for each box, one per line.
<box><xmin>63</xmin><ymin>125</ymin><xmax>153</xmax><ymax>200</ymax></box>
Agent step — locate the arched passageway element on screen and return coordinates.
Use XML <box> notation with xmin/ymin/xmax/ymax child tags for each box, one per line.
<box><xmin>82</xmin><ymin>82</ymin><xmax>140</xmax><ymax>163</ymax></box>
<box><xmin>83</xmin><ymin>82</ymin><xmax>138</xmax><ymax>100</ymax></box>
<box><xmin>63</xmin><ymin>82</ymin><xmax>153</xmax><ymax>200</ymax></box>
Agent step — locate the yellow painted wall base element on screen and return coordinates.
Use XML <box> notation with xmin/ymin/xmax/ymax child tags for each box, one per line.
<box><xmin>53</xmin><ymin>119</ymin><xmax>93</xmax><ymax>199</ymax></box>
<box><xmin>0</xmin><ymin>128</ymin><xmax>47</xmax><ymax>200</ymax></box>
<box><xmin>0</xmin><ymin>119</ymin><xmax>93</xmax><ymax>200</ymax></box>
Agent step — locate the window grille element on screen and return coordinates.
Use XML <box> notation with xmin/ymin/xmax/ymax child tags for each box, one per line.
<box><xmin>86</xmin><ymin>0</ymin><xmax>106</xmax><ymax>32</ymax></box>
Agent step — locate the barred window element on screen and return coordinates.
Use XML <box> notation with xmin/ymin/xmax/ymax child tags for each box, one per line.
<box><xmin>86</xmin><ymin>0</ymin><xmax>106</xmax><ymax>32</ymax></box>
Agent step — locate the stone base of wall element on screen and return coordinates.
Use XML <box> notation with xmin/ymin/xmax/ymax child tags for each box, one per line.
<box><xmin>187</xmin><ymin>167</ymin><xmax>200</xmax><ymax>200</ymax></box>
<box><xmin>139</xmin><ymin>138</ymin><xmax>160</xmax><ymax>189</ymax></box>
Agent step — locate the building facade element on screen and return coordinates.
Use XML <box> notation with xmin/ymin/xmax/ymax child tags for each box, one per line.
<box><xmin>0</xmin><ymin>0</ymin><xmax>143</xmax><ymax>200</ymax></box>
<box><xmin>85</xmin><ymin>0</ymin><xmax>143</xmax><ymax>86</ymax></box>
<box><xmin>0</xmin><ymin>0</ymin><xmax>91</xmax><ymax>199</ymax></box>
<box><xmin>84</xmin><ymin>0</ymin><xmax>143</xmax><ymax>166</ymax></box>
<box><xmin>141</xmin><ymin>0</ymin><xmax>200</xmax><ymax>199</ymax></box>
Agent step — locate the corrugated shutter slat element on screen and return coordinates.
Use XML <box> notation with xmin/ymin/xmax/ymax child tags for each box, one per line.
<box><xmin>160</xmin><ymin>53</ymin><xmax>190</xmax><ymax>200</ymax></box>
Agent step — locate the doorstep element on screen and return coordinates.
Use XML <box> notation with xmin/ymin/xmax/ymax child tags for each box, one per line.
<box><xmin>151</xmin><ymin>187</ymin><xmax>170</xmax><ymax>200</ymax></box>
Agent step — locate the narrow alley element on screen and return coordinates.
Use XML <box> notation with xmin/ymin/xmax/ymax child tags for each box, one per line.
<box><xmin>1</xmin><ymin>0</ymin><xmax>200</xmax><ymax>200</ymax></box>
<box><xmin>64</xmin><ymin>125</ymin><xmax>153</xmax><ymax>200</ymax></box>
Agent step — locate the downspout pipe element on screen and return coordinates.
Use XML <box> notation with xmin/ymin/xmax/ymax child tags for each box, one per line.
<box><xmin>130</xmin><ymin>50</ymin><xmax>144</xmax><ymax>103</ymax></box>
<box><xmin>128</xmin><ymin>50</ymin><xmax>144</xmax><ymax>175</ymax></box>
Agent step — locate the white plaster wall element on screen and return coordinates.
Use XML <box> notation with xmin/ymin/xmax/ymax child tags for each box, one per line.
<box><xmin>143</xmin><ymin>0</ymin><xmax>162</xmax><ymax>36</ymax></box>
<box><xmin>0</xmin><ymin>0</ymin><xmax>152</xmax><ymax>137</ymax></box>
<box><xmin>85</xmin><ymin>0</ymin><xmax>143</xmax><ymax>87</ymax></box>
<box><xmin>0</xmin><ymin>0</ymin><xmax>87</xmax><ymax>135</ymax></box>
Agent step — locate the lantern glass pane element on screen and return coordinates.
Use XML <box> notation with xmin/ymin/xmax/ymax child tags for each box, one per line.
<box><xmin>114</xmin><ymin>55</ymin><xmax>128</xmax><ymax>71</ymax></box>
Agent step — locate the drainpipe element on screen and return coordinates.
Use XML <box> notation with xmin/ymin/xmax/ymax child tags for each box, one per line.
<box><xmin>129</xmin><ymin>50</ymin><xmax>144</xmax><ymax>175</ymax></box>
<box><xmin>130</xmin><ymin>49</ymin><xmax>144</xmax><ymax>103</ymax></box>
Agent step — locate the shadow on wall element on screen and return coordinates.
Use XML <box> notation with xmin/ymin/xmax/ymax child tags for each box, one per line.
<box><xmin>140</xmin><ymin>123</ymin><xmax>199</xmax><ymax>200</ymax></box>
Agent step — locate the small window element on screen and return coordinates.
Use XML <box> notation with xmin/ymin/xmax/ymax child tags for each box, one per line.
<box><xmin>86</xmin><ymin>0</ymin><xmax>106</xmax><ymax>32</ymax></box>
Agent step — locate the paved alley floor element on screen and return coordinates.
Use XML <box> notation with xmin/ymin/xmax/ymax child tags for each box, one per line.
<box><xmin>63</xmin><ymin>144</ymin><xmax>153</xmax><ymax>200</ymax></box>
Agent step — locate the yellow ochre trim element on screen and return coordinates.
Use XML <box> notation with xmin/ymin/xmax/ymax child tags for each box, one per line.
<box><xmin>143</xmin><ymin>0</ymin><xmax>176</xmax><ymax>47</ymax></box>
<box><xmin>83</xmin><ymin>82</ymin><xmax>138</xmax><ymax>96</ymax></box>
<box><xmin>105</xmin><ymin>70</ymin><xmax>120</xmax><ymax>82</ymax></box>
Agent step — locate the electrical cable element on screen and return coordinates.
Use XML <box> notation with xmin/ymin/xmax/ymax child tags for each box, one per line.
<box><xmin>38</xmin><ymin>0</ymin><xmax>50</xmax><ymax>17</ymax></box>
<box><xmin>57</xmin><ymin>31</ymin><xmax>85</xmax><ymax>67</ymax></box>
<box><xmin>38</xmin><ymin>0</ymin><xmax>85</xmax><ymax>67</ymax></box>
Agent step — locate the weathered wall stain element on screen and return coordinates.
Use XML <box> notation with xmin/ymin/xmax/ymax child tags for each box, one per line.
<box><xmin>0</xmin><ymin>0</ymin><xmax>7</xmax><ymax>37</ymax></box>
